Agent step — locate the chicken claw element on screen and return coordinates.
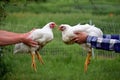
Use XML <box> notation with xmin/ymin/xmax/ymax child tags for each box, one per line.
<box><xmin>84</xmin><ymin>51</ymin><xmax>92</xmax><ymax>73</ymax></box>
<box><xmin>36</xmin><ymin>51</ymin><xmax>44</xmax><ymax>65</ymax></box>
<box><xmin>31</xmin><ymin>52</ymin><xmax>37</xmax><ymax>72</ymax></box>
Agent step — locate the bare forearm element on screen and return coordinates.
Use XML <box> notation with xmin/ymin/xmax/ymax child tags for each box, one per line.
<box><xmin>0</xmin><ymin>30</ymin><xmax>21</xmax><ymax>36</ymax></box>
<box><xmin>0</xmin><ymin>34</ymin><xmax>22</xmax><ymax>46</ymax></box>
<box><xmin>0</xmin><ymin>30</ymin><xmax>38</xmax><ymax>46</ymax></box>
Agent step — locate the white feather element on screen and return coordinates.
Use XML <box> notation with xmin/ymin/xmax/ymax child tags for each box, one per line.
<box><xmin>14</xmin><ymin>22</ymin><xmax>55</xmax><ymax>54</ymax></box>
<box><xmin>59</xmin><ymin>23</ymin><xmax>103</xmax><ymax>51</ymax></box>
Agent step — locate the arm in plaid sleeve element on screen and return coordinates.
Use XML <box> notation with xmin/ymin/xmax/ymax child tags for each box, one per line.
<box><xmin>103</xmin><ymin>34</ymin><xmax>120</xmax><ymax>40</ymax></box>
<box><xmin>87</xmin><ymin>36</ymin><xmax>120</xmax><ymax>53</ymax></box>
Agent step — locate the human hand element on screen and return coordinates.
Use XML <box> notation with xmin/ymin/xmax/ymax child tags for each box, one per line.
<box><xmin>20</xmin><ymin>29</ymin><xmax>38</xmax><ymax>47</ymax></box>
<box><xmin>72</xmin><ymin>32</ymin><xmax>88</xmax><ymax>44</ymax></box>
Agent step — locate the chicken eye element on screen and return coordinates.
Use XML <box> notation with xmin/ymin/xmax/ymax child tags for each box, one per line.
<box><xmin>61</xmin><ymin>26</ymin><xmax>65</xmax><ymax>29</ymax></box>
<box><xmin>59</xmin><ymin>26</ymin><xmax>66</xmax><ymax>31</ymax></box>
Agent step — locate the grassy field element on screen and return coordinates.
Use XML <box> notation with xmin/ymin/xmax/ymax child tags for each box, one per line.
<box><xmin>0</xmin><ymin>12</ymin><xmax>120</xmax><ymax>80</ymax></box>
<box><xmin>1</xmin><ymin>51</ymin><xmax>120</xmax><ymax>80</ymax></box>
<box><xmin>0</xmin><ymin>0</ymin><xmax>120</xmax><ymax>80</ymax></box>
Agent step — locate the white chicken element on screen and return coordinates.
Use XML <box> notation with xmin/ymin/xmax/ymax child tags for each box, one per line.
<box><xmin>14</xmin><ymin>22</ymin><xmax>56</xmax><ymax>71</ymax></box>
<box><xmin>59</xmin><ymin>23</ymin><xmax>103</xmax><ymax>72</ymax></box>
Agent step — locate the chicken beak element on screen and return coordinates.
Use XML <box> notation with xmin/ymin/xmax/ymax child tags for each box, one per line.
<box><xmin>58</xmin><ymin>27</ymin><xmax>61</xmax><ymax>31</ymax></box>
<box><xmin>55</xmin><ymin>24</ymin><xmax>57</xmax><ymax>27</ymax></box>
<box><xmin>53</xmin><ymin>23</ymin><xmax>57</xmax><ymax>29</ymax></box>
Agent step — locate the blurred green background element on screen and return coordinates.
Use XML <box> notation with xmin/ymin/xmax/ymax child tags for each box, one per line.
<box><xmin>0</xmin><ymin>0</ymin><xmax>120</xmax><ymax>80</ymax></box>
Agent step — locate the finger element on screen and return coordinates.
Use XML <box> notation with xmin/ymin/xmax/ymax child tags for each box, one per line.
<box><xmin>74</xmin><ymin>39</ymin><xmax>79</xmax><ymax>43</ymax></box>
<box><xmin>25</xmin><ymin>38</ymin><xmax>38</xmax><ymax>46</ymax></box>
<box><xmin>72</xmin><ymin>37</ymin><xmax>78</xmax><ymax>41</ymax></box>
<box><xmin>28</xmin><ymin>42</ymin><xmax>38</xmax><ymax>47</ymax></box>
<box><xmin>72</xmin><ymin>37</ymin><xmax>78</xmax><ymax>42</ymax></box>
<box><xmin>29</xmin><ymin>39</ymin><xmax>38</xmax><ymax>44</ymax></box>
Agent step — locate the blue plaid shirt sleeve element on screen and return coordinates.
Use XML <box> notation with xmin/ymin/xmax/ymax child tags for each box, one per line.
<box><xmin>103</xmin><ymin>34</ymin><xmax>120</xmax><ymax>40</ymax></box>
<box><xmin>86</xmin><ymin>35</ymin><xmax>120</xmax><ymax>53</ymax></box>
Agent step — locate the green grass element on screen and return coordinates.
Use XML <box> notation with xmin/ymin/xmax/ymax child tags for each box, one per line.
<box><xmin>0</xmin><ymin>12</ymin><xmax>120</xmax><ymax>80</ymax></box>
<box><xmin>4</xmin><ymin>0</ymin><xmax>120</xmax><ymax>14</ymax></box>
<box><xmin>1</xmin><ymin>51</ymin><xmax>120</xmax><ymax>80</ymax></box>
<box><xmin>1</xmin><ymin>0</ymin><xmax>120</xmax><ymax>80</ymax></box>
<box><xmin>1</xmin><ymin>12</ymin><xmax>120</xmax><ymax>34</ymax></box>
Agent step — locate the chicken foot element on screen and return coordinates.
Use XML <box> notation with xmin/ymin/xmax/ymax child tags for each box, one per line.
<box><xmin>31</xmin><ymin>52</ymin><xmax>37</xmax><ymax>72</ymax></box>
<box><xmin>84</xmin><ymin>51</ymin><xmax>92</xmax><ymax>73</ymax></box>
<box><xmin>36</xmin><ymin>51</ymin><xmax>44</xmax><ymax>65</ymax></box>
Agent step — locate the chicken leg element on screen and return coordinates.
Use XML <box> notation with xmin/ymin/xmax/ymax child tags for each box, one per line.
<box><xmin>36</xmin><ymin>51</ymin><xmax>44</xmax><ymax>65</ymax></box>
<box><xmin>31</xmin><ymin>52</ymin><xmax>37</xmax><ymax>72</ymax></box>
<box><xmin>84</xmin><ymin>50</ymin><xmax>92</xmax><ymax>73</ymax></box>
